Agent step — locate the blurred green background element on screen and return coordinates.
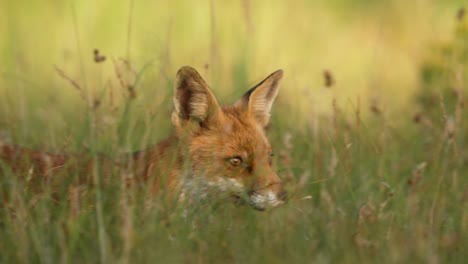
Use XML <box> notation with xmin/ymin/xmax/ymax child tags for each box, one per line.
<box><xmin>0</xmin><ymin>1</ymin><xmax>467</xmax><ymax>263</ymax></box>
<box><xmin>1</xmin><ymin>0</ymin><xmax>464</xmax><ymax>117</ymax></box>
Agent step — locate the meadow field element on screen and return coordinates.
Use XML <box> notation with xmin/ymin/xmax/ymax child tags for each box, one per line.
<box><xmin>0</xmin><ymin>0</ymin><xmax>467</xmax><ymax>263</ymax></box>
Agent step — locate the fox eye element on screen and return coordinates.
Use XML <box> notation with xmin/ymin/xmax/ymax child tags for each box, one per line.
<box><xmin>228</xmin><ymin>157</ymin><xmax>243</xmax><ymax>167</ymax></box>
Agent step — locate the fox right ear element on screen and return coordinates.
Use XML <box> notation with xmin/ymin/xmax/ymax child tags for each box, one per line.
<box><xmin>172</xmin><ymin>66</ymin><xmax>220</xmax><ymax>129</ymax></box>
<box><xmin>235</xmin><ymin>70</ymin><xmax>283</xmax><ymax>127</ymax></box>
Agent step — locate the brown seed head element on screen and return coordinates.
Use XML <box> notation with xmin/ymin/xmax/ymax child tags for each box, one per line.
<box><xmin>323</xmin><ymin>70</ymin><xmax>334</xmax><ymax>88</ymax></box>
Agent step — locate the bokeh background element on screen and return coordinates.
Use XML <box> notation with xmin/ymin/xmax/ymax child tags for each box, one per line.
<box><xmin>1</xmin><ymin>0</ymin><xmax>464</xmax><ymax>123</ymax></box>
<box><xmin>0</xmin><ymin>1</ymin><xmax>467</xmax><ymax>263</ymax></box>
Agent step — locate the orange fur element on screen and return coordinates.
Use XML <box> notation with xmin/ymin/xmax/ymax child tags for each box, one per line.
<box><xmin>0</xmin><ymin>66</ymin><xmax>287</xmax><ymax>210</ymax></box>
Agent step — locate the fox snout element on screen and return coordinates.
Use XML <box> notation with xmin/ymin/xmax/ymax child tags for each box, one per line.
<box><xmin>248</xmin><ymin>189</ymin><xmax>288</xmax><ymax>211</ymax></box>
<box><xmin>247</xmin><ymin>179</ymin><xmax>288</xmax><ymax>211</ymax></box>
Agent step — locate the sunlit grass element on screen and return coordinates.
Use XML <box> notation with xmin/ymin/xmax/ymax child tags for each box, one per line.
<box><xmin>0</xmin><ymin>0</ymin><xmax>467</xmax><ymax>263</ymax></box>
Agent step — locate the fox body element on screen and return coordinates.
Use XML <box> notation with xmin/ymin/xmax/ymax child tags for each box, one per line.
<box><xmin>0</xmin><ymin>66</ymin><xmax>287</xmax><ymax>210</ymax></box>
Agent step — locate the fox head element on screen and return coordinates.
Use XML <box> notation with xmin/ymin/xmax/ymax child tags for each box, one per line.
<box><xmin>172</xmin><ymin>66</ymin><xmax>287</xmax><ymax>210</ymax></box>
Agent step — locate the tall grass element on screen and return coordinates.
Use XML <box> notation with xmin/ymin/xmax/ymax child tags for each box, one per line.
<box><xmin>1</xmin><ymin>1</ymin><xmax>467</xmax><ymax>263</ymax></box>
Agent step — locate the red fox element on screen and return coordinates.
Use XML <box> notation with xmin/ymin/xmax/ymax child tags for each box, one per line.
<box><xmin>0</xmin><ymin>66</ymin><xmax>287</xmax><ymax>210</ymax></box>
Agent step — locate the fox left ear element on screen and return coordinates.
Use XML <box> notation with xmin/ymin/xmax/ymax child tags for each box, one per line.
<box><xmin>235</xmin><ymin>70</ymin><xmax>283</xmax><ymax>127</ymax></box>
<box><xmin>172</xmin><ymin>66</ymin><xmax>221</xmax><ymax>131</ymax></box>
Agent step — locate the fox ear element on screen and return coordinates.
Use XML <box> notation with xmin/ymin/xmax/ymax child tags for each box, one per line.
<box><xmin>235</xmin><ymin>70</ymin><xmax>283</xmax><ymax>127</ymax></box>
<box><xmin>172</xmin><ymin>66</ymin><xmax>220</xmax><ymax>128</ymax></box>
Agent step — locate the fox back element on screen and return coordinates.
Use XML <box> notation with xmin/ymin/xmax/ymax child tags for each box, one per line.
<box><xmin>0</xmin><ymin>66</ymin><xmax>287</xmax><ymax>210</ymax></box>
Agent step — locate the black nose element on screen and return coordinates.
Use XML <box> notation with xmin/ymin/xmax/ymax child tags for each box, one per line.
<box><xmin>278</xmin><ymin>191</ymin><xmax>288</xmax><ymax>202</ymax></box>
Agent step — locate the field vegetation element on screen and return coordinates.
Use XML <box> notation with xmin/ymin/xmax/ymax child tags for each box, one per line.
<box><xmin>0</xmin><ymin>0</ymin><xmax>466</xmax><ymax>263</ymax></box>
